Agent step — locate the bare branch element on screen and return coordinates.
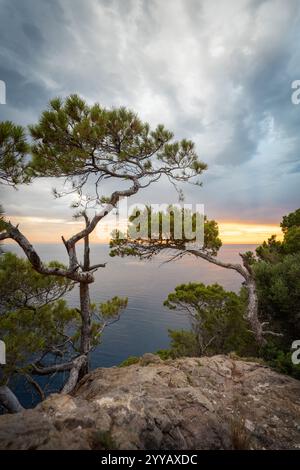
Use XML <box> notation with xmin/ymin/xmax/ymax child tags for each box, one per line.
<box><xmin>262</xmin><ymin>330</ymin><xmax>284</xmax><ymax>337</ymax></box>
<box><xmin>87</xmin><ymin>262</ymin><xmax>107</xmax><ymax>271</ymax></box>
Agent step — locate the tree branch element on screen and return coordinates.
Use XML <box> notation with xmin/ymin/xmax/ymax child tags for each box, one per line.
<box><xmin>31</xmin><ymin>360</ymin><xmax>74</xmax><ymax>375</ymax></box>
<box><xmin>1</xmin><ymin>222</ymin><xmax>93</xmax><ymax>283</ymax></box>
<box><xmin>87</xmin><ymin>262</ymin><xmax>107</xmax><ymax>271</ymax></box>
<box><xmin>22</xmin><ymin>372</ymin><xmax>46</xmax><ymax>401</ymax></box>
<box><xmin>64</xmin><ymin>178</ymin><xmax>140</xmax><ymax>249</ymax></box>
<box><xmin>0</xmin><ymin>385</ymin><xmax>24</xmax><ymax>413</ymax></box>
<box><xmin>187</xmin><ymin>249</ymin><xmax>249</xmax><ymax>279</ymax></box>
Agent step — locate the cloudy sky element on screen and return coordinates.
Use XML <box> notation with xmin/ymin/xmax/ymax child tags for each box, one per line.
<box><xmin>0</xmin><ymin>0</ymin><xmax>300</xmax><ymax>243</ymax></box>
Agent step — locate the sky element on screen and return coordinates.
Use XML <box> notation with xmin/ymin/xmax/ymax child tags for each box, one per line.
<box><xmin>0</xmin><ymin>0</ymin><xmax>299</xmax><ymax>244</ymax></box>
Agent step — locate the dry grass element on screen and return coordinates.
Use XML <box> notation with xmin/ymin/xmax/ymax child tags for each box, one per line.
<box><xmin>230</xmin><ymin>414</ymin><xmax>252</xmax><ymax>450</ymax></box>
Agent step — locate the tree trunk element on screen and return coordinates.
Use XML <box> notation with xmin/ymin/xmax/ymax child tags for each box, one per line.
<box><xmin>0</xmin><ymin>385</ymin><xmax>24</xmax><ymax>413</ymax></box>
<box><xmin>83</xmin><ymin>234</ymin><xmax>90</xmax><ymax>271</ymax></box>
<box><xmin>79</xmin><ymin>281</ymin><xmax>91</xmax><ymax>377</ymax></box>
<box><xmin>61</xmin><ymin>355</ymin><xmax>87</xmax><ymax>394</ymax></box>
<box><xmin>245</xmin><ymin>277</ymin><xmax>264</xmax><ymax>345</ymax></box>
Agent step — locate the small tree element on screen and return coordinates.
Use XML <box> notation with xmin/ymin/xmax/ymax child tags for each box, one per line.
<box><xmin>162</xmin><ymin>283</ymin><xmax>255</xmax><ymax>358</ymax></box>
<box><xmin>0</xmin><ymin>95</ymin><xmax>207</xmax><ymax>389</ymax></box>
<box><xmin>110</xmin><ymin>206</ymin><xmax>279</xmax><ymax>344</ymax></box>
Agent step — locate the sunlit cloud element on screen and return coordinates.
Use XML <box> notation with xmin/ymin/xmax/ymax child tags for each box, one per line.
<box><xmin>219</xmin><ymin>222</ymin><xmax>283</xmax><ymax>244</ymax></box>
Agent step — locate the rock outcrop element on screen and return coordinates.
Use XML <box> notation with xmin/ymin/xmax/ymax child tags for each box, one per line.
<box><xmin>0</xmin><ymin>354</ymin><xmax>300</xmax><ymax>450</ymax></box>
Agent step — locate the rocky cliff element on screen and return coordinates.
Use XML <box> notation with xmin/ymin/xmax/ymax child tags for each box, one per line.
<box><xmin>0</xmin><ymin>354</ymin><xmax>300</xmax><ymax>450</ymax></box>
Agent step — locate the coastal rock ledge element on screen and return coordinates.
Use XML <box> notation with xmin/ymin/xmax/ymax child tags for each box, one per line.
<box><xmin>0</xmin><ymin>354</ymin><xmax>300</xmax><ymax>450</ymax></box>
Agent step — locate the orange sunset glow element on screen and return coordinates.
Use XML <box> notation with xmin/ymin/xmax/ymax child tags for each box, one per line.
<box><xmin>7</xmin><ymin>216</ymin><xmax>283</xmax><ymax>245</ymax></box>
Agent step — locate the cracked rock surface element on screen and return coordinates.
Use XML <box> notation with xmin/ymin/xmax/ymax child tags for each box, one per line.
<box><xmin>0</xmin><ymin>354</ymin><xmax>300</xmax><ymax>450</ymax></box>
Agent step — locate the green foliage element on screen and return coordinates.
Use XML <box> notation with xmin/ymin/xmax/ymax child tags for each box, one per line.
<box><xmin>261</xmin><ymin>341</ymin><xmax>300</xmax><ymax>380</ymax></box>
<box><xmin>0</xmin><ymin>252</ymin><xmax>78</xmax><ymax>383</ymax></box>
<box><xmin>164</xmin><ymin>283</ymin><xmax>255</xmax><ymax>357</ymax></box>
<box><xmin>203</xmin><ymin>217</ymin><xmax>222</xmax><ymax>255</ymax></box>
<box><xmin>0</xmin><ymin>300</ymin><xmax>79</xmax><ymax>384</ymax></box>
<box><xmin>166</xmin><ymin>330</ymin><xmax>200</xmax><ymax>358</ymax></box>
<box><xmin>256</xmin><ymin>208</ymin><xmax>300</xmax><ymax>261</ymax></box>
<box><xmin>283</xmin><ymin>226</ymin><xmax>300</xmax><ymax>254</ymax></box>
<box><xmin>118</xmin><ymin>356</ymin><xmax>140</xmax><ymax>367</ymax></box>
<box><xmin>254</xmin><ymin>253</ymin><xmax>300</xmax><ymax>339</ymax></box>
<box><xmin>252</xmin><ymin>208</ymin><xmax>300</xmax><ymax>379</ymax></box>
<box><xmin>0</xmin><ymin>300</ymin><xmax>79</xmax><ymax>382</ymax></box>
<box><xmin>156</xmin><ymin>349</ymin><xmax>173</xmax><ymax>360</ymax></box>
<box><xmin>0</xmin><ymin>121</ymin><xmax>30</xmax><ymax>185</ymax></box>
<box><xmin>253</xmin><ymin>208</ymin><xmax>300</xmax><ymax>340</ymax></box>
<box><xmin>99</xmin><ymin>296</ymin><xmax>128</xmax><ymax>319</ymax></box>
<box><xmin>0</xmin><ymin>252</ymin><xmax>74</xmax><ymax>311</ymax></box>
<box><xmin>110</xmin><ymin>207</ymin><xmax>222</xmax><ymax>258</ymax></box>
<box><xmin>28</xmin><ymin>95</ymin><xmax>207</xmax><ymax>194</ymax></box>
<box><xmin>90</xmin><ymin>430</ymin><xmax>118</xmax><ymax>450</ymax></box>
<box><xmin>281</xmin><ymin>208</ymin><xmax>300</xmax><ymax>234</ymax></box>
<box><xmin>255</xmin><ymin>235</ymin><xmax>283</xmax><ymax>263</ymax></box>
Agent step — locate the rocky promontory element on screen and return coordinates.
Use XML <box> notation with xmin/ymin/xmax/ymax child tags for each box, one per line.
<box><xmin>0</xmin><ymin>354</ymin><xmax>299</xmax><ymax>450</ymax></box>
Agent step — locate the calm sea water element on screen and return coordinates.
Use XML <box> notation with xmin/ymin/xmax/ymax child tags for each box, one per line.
<box><xmin>5</xmin><ymin>243</ymin><xmax>256</xmax><ymax>407</ymax></box>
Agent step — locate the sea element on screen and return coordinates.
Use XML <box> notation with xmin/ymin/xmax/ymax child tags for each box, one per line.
<box><xmin>4</xmin><ymin>243</ymin><xmax>256</xmax><ymax>407</ymax></box>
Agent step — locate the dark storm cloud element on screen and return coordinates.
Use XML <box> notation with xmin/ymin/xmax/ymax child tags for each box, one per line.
<box><xmin>21</xmin><ymin>22</ymin><xmax>45</xmax><ymax>45</ymax></box>
<box><xmin>0</xmin><ymin>0</ymin><xmax>299</xmax><ymax>224</ymax></box>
